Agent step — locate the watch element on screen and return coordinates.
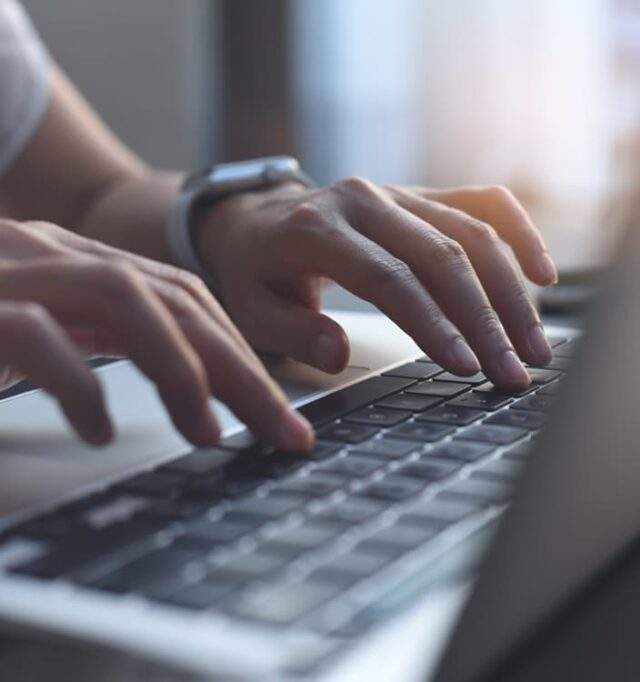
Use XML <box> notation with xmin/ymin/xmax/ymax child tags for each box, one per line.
<box><xmin>166</xmin><ymin>156</ymin><xmax>315</xmax><ymax>281</ymax></box>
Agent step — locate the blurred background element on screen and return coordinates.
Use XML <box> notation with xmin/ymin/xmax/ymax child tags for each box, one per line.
<box><xmin>21</xmin><ymin>0</ymin><xmax>640</xmax><ymax>307</ymax></box>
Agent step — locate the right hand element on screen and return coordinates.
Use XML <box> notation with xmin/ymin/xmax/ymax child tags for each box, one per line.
<box><xmin>0</xmin><ymin>220</ymin><xmax>313</xmax><ymax>449</ymax></box>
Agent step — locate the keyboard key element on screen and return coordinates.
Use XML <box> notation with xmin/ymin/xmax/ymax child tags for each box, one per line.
<box><xmin>262</xmin><ymin>522</ymin><xmax>341</xmax><ymax>553</ymax></box>
<box><xmin>502</xmin><ymin>442</ymin><xmax>534</xmax><ymax>460</ymax></box>
<box><xmin>436</xmin><ymin>371</ymin><xmax>486</xmax><ymax>385</ymax></box>
<box><xmin>90</xmin><ymin>547</ymin><xmax>200</xmax><ymax>594</ymax></box>
<box><xmin>427</xmin><ymin>441</ymin><xmax>495</xmax><ymax>463</ymax></box>
<box><xmin>229</xmin><ymin>581</ymin><xmax>340</xmax><ymax>625</ymax></box>
<box><xmin>350</xmin><ymin>438</ymin><xmax>418</xmax><ymax>459</ymax></box>
<box><xmin>224</xmin><ymin>496</ymin><xmax>299</xmax><ymax>523</ymax></box>
<box><xmin>317</xmin><ymin>453</ymin><xmax>384</xmax><ymax>478</ymax></box>
<box><xmin>397</xmin><ymin>459</ymin><xmax>459</xmax><ymax>481</ymax></box>
<box><xmin>318</xmin><ymin>422</ymin><xmax>379</xmax><ymax>444</ymax></box>
<box><xmin>159</xmin><ymin>448</ymin><xmax>235</xmax><ymax>475</ymax></box>
<box><xmin>485</xmin><ymin>410</ymin><xmax>546</xmax><ymax>430</ymax></box>
<box><xmin>438</xmin><ymin>478</ymin><xmax>512</xmax><ymax>505</ymax></box>
<box><xmin>375</xmin><ymin>393</ymin><xmax>443</xmax><ymax>412</ymax></box>
<box><xmin>382</xmin><ymin>361</ymin><xmax>442</xmax><ymax>380</ymax></box>
<box><xmin>310</xmin><ymin>552</ymin><xmax>391</xmax><ymax>586</ymax></box>
<box><xmin>387</xmin><ymin>422</ymin><xmax>455</xmax><ymax>442</ymax></box>
<box><xmin>511</xmin><ymin>394</ymin><xmax>555</xmax><ymax>413</ymax></box>
<box><xmin>472</xmin><ymin>383</ymin><xmax>535</xmax><ymax>397</ymax></box>
<box><xmin>536</xmin><ymin>382</ymin><xmax>561</xmax><ymax>397</ymax></box>
<box><xmin>11</xmin><ymin>522</ymin><xmax>154</xmax><ymax>579</ymax></box>
<box><xmin>362</xmin><ymin>475</ymin><xmax>425</xmax><ymax>502</ymax></box>
<box><xmin>405</xmin><ymin>381</ymin><xmax>471</xmax><ymax>398</ymax></box>
<box><xmin>270</xmin><ymin>473</ymin><xmax>346</xmax><ymax>498</ymax></box>
<box><xmin>538</xmin><ymin>356</ymin><xmax>571</xmax><ymax>371</ymax></box>
<box><xmin>456</xmin><ymin>424</ymin><xmax>527</xmax><ymax>446</ymax></box>
<box><xmin>472</xmin><ymin>459</ymin><xmax>525</xmax><ymax>482</ymax></box>
<box><xmin>153</xmin><ymin>581</ymin><xmax>236</xmax><ymax>610</ymax></box>
<box><xmin>214</xmin><ymin>552</ymin><xmax>288</xmax><ymax>582</ymax></box>
<box><xmin>10</xmin><ymin>513</ymin><xmax>88</xmax><ymax>542</ymax></box>
<box><xmin>308</xmin><ymin>441</ymin><xmax>343</xmax><ymax>460</ymax></box>
<box><xmin>180</xmin><ymin>476</ymin><xmax>226</xmax><ymax>500</ymax></box>
<box><xmin>116</xmin><ymin>471</ymin><xmax>187</xmax><ymax>498</ymax></box>
<box><xmin>417</xmin><ymin>405</ymin><xmax>486</xmax><ymax>426</ymax></box>
<box><xmin>344</xmin><ymin>406</ymin><xmax>412</xmax><ymax>427</ymax></box>
<box><xmin>527</xmin><ymin>368</ymin><xmax>562</xmax><ymax>384</ymax></box>
<box><xmin>356</xmin><ymin>524</ymin><xmax>437</xmax><ymax>557</ymax></box>
<box><xmin>398</xmin><ymin>498</ymin><xmax>480</xmax><ymax>528</ymax></box>
<box><xmin>175</xmin><ymin>519</ymin><xmax>254</xmax><ymax>549</ymax></box>
<box><xmin>299</xmin><ymin>376</ymin><xmax>416</xmax><ymax>427</ymax></box>
<box><xmin>136</xmin><ymin>499</ymin><xmax>212</xmax><ymax>523</ymax></box>
<box><xmin>449</xmin><ymin>392</ymin><xmax>512</xmax><ymax>411</ymax></box>
<box><xmin>318</xmin><ymin>497</ymin><xmax>388</xmax><ymax>525</ymax></box>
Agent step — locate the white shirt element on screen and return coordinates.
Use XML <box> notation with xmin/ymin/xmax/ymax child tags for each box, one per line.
<box><xmin>0</xmin><ymin>0</ymin><xmax>49</xmax><ymax>175</ymax></box>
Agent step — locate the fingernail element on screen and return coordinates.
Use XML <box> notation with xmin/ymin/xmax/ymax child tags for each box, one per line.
<box><xmin>313</xmin><ymin>333</ymin><xmax>338</xmax><ymax>373</ymax></box>
<box><xmin>538</xmin><ymin>252</ymin><xmax>558</xmax><ymax>285</ymax></box>
<box><xmin>528</xmin><ymin>323</ymin><xmax>552</xmax><ymax>364</ymax></box>
<box><xmin>448</xmin><ymin>337</ymin><xmax>480</xmax><ymax>375</ymax></box>
<box><xmin>277</xmin><ymin>410</ymin><xmax>314</xmax><ymax>452</ymax></box>
<box><xmin>498</xmin><ymin>349</ymin><xmax>530</xmax><ymax>388</ymax></box>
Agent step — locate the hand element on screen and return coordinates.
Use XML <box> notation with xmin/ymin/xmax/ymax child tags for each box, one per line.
<box><xmin>197</xmin><ymin>179</ymin><xmax>557</xmax><ymax>391</ymax></box>
<box><xmin>0</xmin><ymin>220</ymin><xmax>312</xmax><ymax>449</ymax></box>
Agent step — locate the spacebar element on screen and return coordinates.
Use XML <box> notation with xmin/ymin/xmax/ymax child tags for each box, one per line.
<box><xmin>299</xmin><ymin>375</ymin><xmax>416</xmax><ymax>427</ymax></box>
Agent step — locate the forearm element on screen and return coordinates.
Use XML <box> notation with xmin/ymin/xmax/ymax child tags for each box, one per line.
<box><xmin>77</xmin><ymin>169</ymin><xmax>184</xmax><ymax>264</ymax></box>
<box><xmin>0</xmin><ymin>65</ymin><xmax>187</xmax><ymax>265</ymax></box>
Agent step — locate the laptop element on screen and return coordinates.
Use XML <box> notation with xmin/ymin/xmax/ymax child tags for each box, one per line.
<box><xmin>0</xmin><ymin>223</ymin><xmax>635</xmax><ymax>680</ymax></box>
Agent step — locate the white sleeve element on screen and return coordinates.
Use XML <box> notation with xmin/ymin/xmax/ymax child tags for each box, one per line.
<box><xmin>0</xmin><ymin>0</ymin><xmax>50</xmax><ymax>176</ymax></box>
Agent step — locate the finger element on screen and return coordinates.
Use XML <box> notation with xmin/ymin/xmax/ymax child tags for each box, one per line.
<box><xmin>332</xmin><ymin>180</ymin><xmax>530</xmax><ymax>389</ymax></box>
<box><xmin>0</xmin><ymin>302</ymin><xmax>112</xmax><ymax>445</ymax></box>
<box><xmin>42</xmin><ymin>223</ymin><xmax>257</xmax><ymax>360</ymax></box>
<box><xmin>390</xmin><ymin>187</ymin><xmax>552</xmax><ymax>366</ymax></box>
<box><xmin>284</xmin><ymin>202</ymin><xmax>480</xmax><ymax>376</ymax></box>
<box><xmin>240</xmin><ymin>289</ymin><xmax>351</xmax><ymax>374</ymax></box>
<box><xmin>412</xmin><ymin>185</ymin><xmax>558</xmax><ymax>285</ymax></box>
<box><xmin>148</xmin><ymin>279</ymin><xmax>314</xmax><ymax>451</ymax></box>
<box><xmin>0</xmin><ymin>259</ymin><xmax>220</xmax><ymax>447</ymax></box>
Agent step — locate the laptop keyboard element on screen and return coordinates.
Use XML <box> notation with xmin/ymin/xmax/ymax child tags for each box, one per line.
<box><xmin>1</xmin><ymin>334</ymin><xmax>577</xmax><ymax>636</ymax></box>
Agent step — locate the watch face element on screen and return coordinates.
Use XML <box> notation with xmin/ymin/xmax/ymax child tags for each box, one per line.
<box><xmin>182</xmin><ymin>157</ymin><xmax>306</xmax><ymax>195</ymax></box>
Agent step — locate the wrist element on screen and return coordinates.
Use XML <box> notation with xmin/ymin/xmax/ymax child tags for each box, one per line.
<box><xmin>165</xmin><ymin>157</ymin><xmax>314</xmax><ymax>288</ymax></box>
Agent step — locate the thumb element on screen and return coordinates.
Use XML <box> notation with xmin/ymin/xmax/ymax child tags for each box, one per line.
<box><xmin>246</xmin><ymin>292</ymin><xmax>350</xmax><ymax>374</ymax></box>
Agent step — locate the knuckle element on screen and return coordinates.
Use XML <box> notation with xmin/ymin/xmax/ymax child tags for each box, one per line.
<box><xmin>94</xmin><ymin>261</ymin><xmax>141</xmax><ymax>298</ymax></box>
<box><xmin>167</xmin><ymin>286</ymin><xmax>195</xmax><ymax>318</ymax></box>
<box><xmin>374</xmin><ymin>257</ymin><xmax>415</xmax><ymax>292</ymax></box>
<box><xmin>464</xmin><ymin>217</ymin><xmax>499</xmax><ymax>246</ymax></box>
<box><xmin>511</xmin><ymin>281</ymin><xmax>535</xmax><ymax>311</ymax></box>
<box><xmin>431</xmin><ymin>237</ymin><xmax>469</xmax><ymax>267</ymax></box>
<box><xmin>5</xmin><ymin>302</ymin><xmax>51</xmax><ymax>343</ymax></box>
<box><xmin>14</xmin><ymin>302</ymin><xmax>50</xmax><ymax>329</ymax></box>
<box><xmin>471</xmin><ymin>305</ymin><xmax>504</xmax><ymax>340</ymax></box>
<box><xmin>286</xmin><ymin>202</ymin><xmax>325</xmax><ymax>230</ymax></box>
<box><xmin>333</xmin><ymin>175</ymin><xmax>378</xmax><ymax>200</ymax></box>
<box><xmin>485</xmin><ymin>184</ymin><xmax>513</xmax><ymax>204</ymax></box>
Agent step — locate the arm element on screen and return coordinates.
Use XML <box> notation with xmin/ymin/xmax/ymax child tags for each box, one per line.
<box><xmin>0</xmin><ymin>66</ymin><xmax>181</xmax><ymax>263</ymax></box>
<box><xmin>0</xmin><ymin>62</ymin><xmax>559</xmax><ymax>391</ymax></box>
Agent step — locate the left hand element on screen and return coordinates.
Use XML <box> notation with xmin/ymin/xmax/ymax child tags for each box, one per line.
<box><xmin>195</xmin><ymin>179</ymin><xmax>557</xmax><ymax>391</ymax></box>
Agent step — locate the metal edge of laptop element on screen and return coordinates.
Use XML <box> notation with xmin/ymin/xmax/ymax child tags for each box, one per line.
<box><xmin>0</xmin><ymin>308</ymin><xmax>576</xmax><ymax>680</ymax></box>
